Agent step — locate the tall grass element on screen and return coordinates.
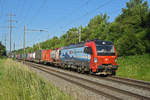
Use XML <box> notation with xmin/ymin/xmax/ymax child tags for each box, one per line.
<box><xmin>0</xmin><ymin>59</ymin><xmax>73</xmax><ymax>100</ymax></box>
<box><xmin>117</xmin><ymin>54</ymin><xmax>150</xmax><ymax>82</ymax></box>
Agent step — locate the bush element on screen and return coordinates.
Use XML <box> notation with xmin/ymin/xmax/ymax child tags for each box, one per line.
<box><xmin>0</xmin><ymin>42</ymin><xmax>6</xmax><ymax>57</ymax></box>
<box><xmin>116</xmin><ymin>33</ymin><xmax>146</xmax><ymax>56</ymax></box>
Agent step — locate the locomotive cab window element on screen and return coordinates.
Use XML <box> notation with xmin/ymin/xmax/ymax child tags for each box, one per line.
<box><xmin>84</xmin><ymin>47</ymin><xmax>93</xmax><ymax>54</ymax></box>
<box><xmin>96</xmin><ymin>45</ymin><xmax>115</xmax><ymax>56</ymax></box>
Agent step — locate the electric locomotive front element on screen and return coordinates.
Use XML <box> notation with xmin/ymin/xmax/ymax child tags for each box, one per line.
<box><xmin>85</xmin><ymin>40</ymin><xmax>118</xmax><ymax>75</ymax></box>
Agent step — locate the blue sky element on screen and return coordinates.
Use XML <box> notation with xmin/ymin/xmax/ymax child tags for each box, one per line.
<box><xmin>0</xmin><ymin>0</ymin><xmax>149</xmax><ymax>51</ymax></box>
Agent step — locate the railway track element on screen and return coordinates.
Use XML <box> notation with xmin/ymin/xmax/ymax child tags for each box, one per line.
<box><xmin>25</xmin><ymin>62</ymin><xmax>120</xmax><ymax>100</ymax></box>
<box><xmin>111</xmin><ymin>76</ymin><xmax>150</xmax><ymax>86</ymax></box>
<box><xmin>87</xmin><ymin>75</ymin><xmax>150</xmax><ymax>92</ymax></box>
<box><xmin>23</xmin><ymin>61</ymin><xmax>150</xmax><ymax>100</ymax></box>
<box><xmin>105</xmin><ymin>76</ymin><xmax>150</xmax><ymax>91</ymax></box>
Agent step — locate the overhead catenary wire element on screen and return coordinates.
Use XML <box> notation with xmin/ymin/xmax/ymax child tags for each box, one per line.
<box><xmin>54</xmin><ymin>0</ymin><xmax>90</xmax><ymax>28</ymax></box>
<box><xmin>52</xmin><ymin>0</ymin><xmax>92</xmax><ymax>36</ymax></box>
<box><xmin>16</xmin><ymin>0</ymin><xmax>25</xmax><ymax>20</ymax></box>
<box><xmin>64</xmin><ymin>0</ymin><xmax>90</xmax><ymax>17</ymax></box>
<box><xmin>29</xmin><ymin>0</ymin><xmax>48</xmax><ymax>25</ymax></box>
<box><xmin>0</xmin><ymin>0</ymin><xmax>4</xmax><ymax>17</ymax></box>
<box><xmin>17</xmin><ymin>0</ymin><xmax>35</xmax><ymax>26</ymax></box>
<box><xmin>60</xmin><ymin>0</ymin><xmax>112</xmax><ymax>31</ymax></box>
<box><xmin>16</xmin><ymin>1</ymin><xmax>48</xmax><ymax>49</ymax></box>
<box><xmin>45</xmin><ymin>0</ymin><xmax>91</xmax><ymax>37</ymax></box>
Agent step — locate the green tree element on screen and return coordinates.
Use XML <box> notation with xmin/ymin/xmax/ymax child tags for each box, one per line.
<box><xmin>112</xmin><ymin>0</ymin><xmax>149</xmax><ymax>55</ymax></box>
<box><xmin>82</xmin><ymin>14</ymin><xmax>109</xmax><ymax>41</ymax></box>
<box><xmin>0</xmin><ymin>42</ymin><xmax>6</xmax><ymax>57</ymax></box>
<box><xmin>143</xmin><ymin>11</ymin><xmax>150</xmax><ymax>53</ymax></box>
<box><xmin>116</xmin><ymin>33</ymin><xmax>146</xmax><ymax>56</ymax></box>
<box><xmin>60</xmin><ymin>27</ymin><xmax>79</xmax><ymax>46</ymax></box>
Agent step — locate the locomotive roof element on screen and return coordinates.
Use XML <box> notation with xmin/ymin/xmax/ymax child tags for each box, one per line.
<box><xmin>94</xmin><ymin>40</ymin><xmax>113</xmax><ymax>45</ymax></box>
<box><xmin>63</xmin><ymin>40</ymin><xmax>113</xmax><ymax>49</ymax></box>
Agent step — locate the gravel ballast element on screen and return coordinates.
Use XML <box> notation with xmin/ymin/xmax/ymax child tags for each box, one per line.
<box><xmin>25</xmin><ymin>62</ymin><xmax>150</xmax><ymax>100</ymax></box>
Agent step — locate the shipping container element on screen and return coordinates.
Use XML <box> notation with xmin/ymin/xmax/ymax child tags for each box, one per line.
<box><xmin>35</xmin><ymin>50</ymin><xmax>42</xmax><ymax>62</ymax></box>
<box><xmin>50</xmin><ymin>48</ymin><xmax>61</xmax><ymax>64</ymax></box>
<box><xmin>41</xmin><ymin>49</ymin><xmax>53</xmax><ymax>63</ymax></box>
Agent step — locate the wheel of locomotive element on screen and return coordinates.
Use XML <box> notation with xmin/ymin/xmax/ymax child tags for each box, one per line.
<box><xmin>89</xmin><ymin>69</ymin><xmax>93</xmax><ymax>75</ymax></box>
<box><xmin>81</xmin><ymin>66</ymin><xmax>85</xmax><ymax>74</ymax></box>
<box><xmin>81</xmin><ymin>68</ymin><xmax>84</xmax><ymax>74</ymax></box>
<box><xmin>85</xmin><ymin>68</ymin><xmax>89</xmax><ymax>74</ymax></box>
<box><xmin>69</xmin><ymin>65</ymin><xmax>72</xmax><ymax>71</ymax></box>
<box><xmin>66</xmin><ymin>64</ymin><xmax>70</xmax><ymax>70</ymax></box>
<box><xmin>77</xmin><ymin>66</ymin><xmax>80</xmax><ymax>73</ymax></box>
<box><xmin>62</xmin><ymin>64</ymin><xmax>65</xmax><ymax>69</ymax></box>
<box><xmin>66</xmin><ymin>64</ymin><xmax>69</xmax><ymax>70</ymax></box>
<box><xmin>77</xmin><ymin>67</ymin><xmax>79</xmax><ymax>72</ymax></box>
<box><xmin>65</xmin><ymin>64</ymin><xmax>68</xmax><ymax>70</ymax></box>
<box><xmin>66</xmin><ymin>64</ymin><xmax>68</xmax><ymax>69</ymax></box>
<box><xmin>44</xmin><ymin>62</ymin><xmax>47</xmax><ymax>65</ymax></box>
<box><xmin>70</xmin><ymin>65</ymin><xmax>73</xmax><ymax>71</ymax></box>
<box><xmin>111</xmin><ymin>70</ymin><xmax>116</xmax><ymax>76</ymax></box>
<box><xmin>74</xmin><ymin>66</ymin><xmax>78</xmax><ymax>72</ymax></box>
<box><xmin>63</xmin><ymin>64</ymin><xmax>66</xmax><ymax>69</ymax></box>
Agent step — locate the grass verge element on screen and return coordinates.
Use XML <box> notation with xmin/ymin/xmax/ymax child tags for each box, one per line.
<box><xmin>0</xmin><ymin>59</ymin><xmax>73</xmax><ymax>100</ymax></box>
<box><xmin>117</xmin><ymin>54</ymin><xmax>150</xmax><ymax>82</ymax></box>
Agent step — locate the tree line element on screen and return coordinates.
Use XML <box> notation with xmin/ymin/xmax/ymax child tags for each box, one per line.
<box><xmin>15</xmin><ymin>0</ymin><xmax>150</xmax><ymax>56</ymax></box>
<box><xmin>0</xmin><ymin>42</ymin><xmax>6</xmax><ymax>57</ymax></box>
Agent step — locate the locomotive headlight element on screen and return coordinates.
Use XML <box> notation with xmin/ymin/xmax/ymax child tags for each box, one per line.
<box><xmin>94</xmin><ymin>58</ymin><xmax>98</xmax><ymax>63</ymax></box>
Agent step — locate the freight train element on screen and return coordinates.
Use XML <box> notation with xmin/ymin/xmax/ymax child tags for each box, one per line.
<box><xmin>14</xmin><ymin>40</ymin><xmax>118</xmax><ymax>75</ymax></box>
